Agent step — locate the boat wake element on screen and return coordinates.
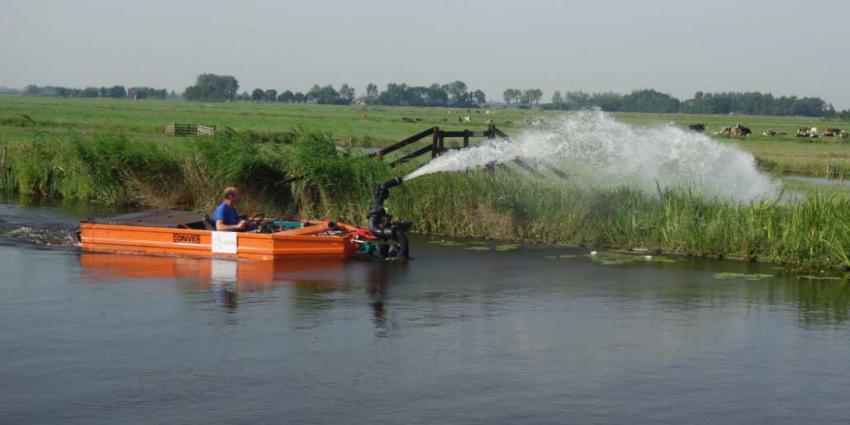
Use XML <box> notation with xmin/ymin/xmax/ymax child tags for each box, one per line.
<box><xmin>0</xmin><ymin>204</ymin><xmax>81</xmax><ymax>248</ymax></box>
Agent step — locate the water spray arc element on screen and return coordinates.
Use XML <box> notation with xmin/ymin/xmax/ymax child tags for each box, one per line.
<box><xmin>404</xmin><ymin>111</ymin><xmax>778</xmax><ymax>201</ymax></box>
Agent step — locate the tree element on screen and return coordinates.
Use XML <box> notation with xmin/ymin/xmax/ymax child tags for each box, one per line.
<box><xmin>308</xmin><ymin>84</ymin><xmax>343</xmax><ymax>104</ymax></box>
<box><xmin>251</xmin><ymin>88</ymin><xmax>265</xmax><ymax>101</ymax></box>
<box><xmin>184</xmin><ymin>74</ymin><xmax>239</xmax><ymax>102</ymax></box>
<box><xmin>503</xmin><ymin>88</ymin><xmax>522</xmax><ymax>105</ymax></box>
<box><xmin>264</xmin><ymin>89</ymin><xmax>278</xmax><ymax>102</ymax></box>
<box><xmin>472</xmin><ymin>89</ymin><xmax>486</xmax><ymax>106</ymax></box>
<box><xmin>339</xmin><ymin>83</ymin><xmax>355</xmax><ymax>104</ymax></box>
<box><xmin>293</xmin><ymin>92</ymin><xmax>306</xmax><ymax>103</ymax></box>
<box><xmin>82</xmin><ymin>87</ymin><xmax>99</xmax><ymax>98</ymax></box>
<box><xmin>551</xmin><ymin>90</ymin><xmax>563</xmax><ymax>105</ymax></box>
<box><xmin>443</xmin><ymin>80</ymin><xmax>471</xmax><ymax>107</ymax></box>
<box><xmin>621</xmin><ymin>89</ymin><xmax>680</xmax><ymax>113</ymax></box>
<box><xmin>522</xmin><ymin>89</ymin><xmax>543</xmax><ymax>107</ymax></box>
<box><xmin>365</xmin><ymin>83</ymin><xmax>378</xmax><ymax>104</ymax></box>
<box><xmin>101</xmin><ymin>85</ymin><xmax>126</xmax><ymax>98</ymax></box>
<box><xmin>277</xmin><ymin>90</ymin><xmax>294</xmax><ymax>103</ymax></box>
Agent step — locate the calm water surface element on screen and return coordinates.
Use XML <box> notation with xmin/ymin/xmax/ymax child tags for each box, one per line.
<box><xmin>2</xmin><ymin>204</ymin><xmax>850</xmax><ymax>424</ymax></box>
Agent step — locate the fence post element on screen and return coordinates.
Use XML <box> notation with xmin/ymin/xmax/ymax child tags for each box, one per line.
<box><xmin>463</xmin><ymin>130</ymin><xmax>469</xmax><ymax>148</ymax></box>
<box><xmin>431</xmin><ymin>127</ymin><xmax>440</xmax><ymax>158</ymax></box>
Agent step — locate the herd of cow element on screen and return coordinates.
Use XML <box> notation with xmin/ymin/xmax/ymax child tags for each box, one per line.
<box><xmin>688</xmin><ymin>123</ymin><xmax>848</xmax><ymax>139</ymax></box>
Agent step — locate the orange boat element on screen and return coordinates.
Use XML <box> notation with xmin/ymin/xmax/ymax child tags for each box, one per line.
<box><xmin>79</xmin><ymin>210</ymin><xmax>363</xmax><ymax>261</ymax></box>
<box><xmin>79</xmin><ymin>177</ymin><xmax>411</xmax><ymax>261</ymax></box>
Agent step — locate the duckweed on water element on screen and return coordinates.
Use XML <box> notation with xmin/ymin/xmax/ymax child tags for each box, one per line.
<box><xmin>429</xmin><ymin>240</ymin><xmax>466</xmax><ymax>247</ymax></box>
<box><xmin>713</xmin><ymin>273</ymin><xmax>774</xmax><ymax>281</ymax></box>
<box><xmin>495</xmin><ymin>244</ymin><xmax>520</xmax><ymax>252</ymax></box>
<box><xmin>587</xmin><ymin>251</ymin><xmax>676</xmax><ymax>266</ymax></box>
<box><xmin>465</xmin><ymin>246</ymin><xmax>491</xmax><ymax>251</ymax></box>
<box><xmin>797</xmin><ymin>275</ymin><xmax>843</xmax><ymax>281</ymax></box>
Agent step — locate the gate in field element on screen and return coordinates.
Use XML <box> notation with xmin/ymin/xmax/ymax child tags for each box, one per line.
<box><xmin>370</xmin><ymin>124</ymin><xmax>567</xmax><ymax>178</ymax></box>
<box><xmin>165</xmin><ymin>123</ymin><xmax>217</xmax><ymax>137</ymax></box>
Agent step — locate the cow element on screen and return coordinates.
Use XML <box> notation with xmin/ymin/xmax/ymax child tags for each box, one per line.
<box><xmin>716</xmin><ymin>124</ymin><xmax>751</xmax><ymax>137</ymax></box>
<box><xmin>822</xmin><ymin>128</ymin><xmax>842</xmax><ymax>137</ymax></box>
<box><xmin>688</xmin><ymin>123</ymin><xmax>706</xmax><ymax>132</ymax></box>
<box><xmin>734</xmin><ymin>124</ymin><xmax>752</xmax><ymax>136</ymax></box>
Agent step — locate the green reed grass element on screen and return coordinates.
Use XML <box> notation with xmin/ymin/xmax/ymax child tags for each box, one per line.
<box><xmin>3</xmin><ymin>130</ymin><xmax>850</xmax><ymax>271</ymax></box>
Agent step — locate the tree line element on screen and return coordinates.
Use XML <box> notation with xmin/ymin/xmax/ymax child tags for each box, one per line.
<box><xmin>546</xmin><ymin>89</ymin><xmax>832</xmax><ymax>117</ymax></box>
<box><xmin>23</xmin><ymin>85</ymin><xmax>171</xmax><ymax>99</ymax></box>
<box><xmin>239</xmin><ymin>80</ymin><xmax>488</xmax><ymax>108</ymax></box>
<box><xmin>17</xmin><ymin>73</ymin><xmax>849</xmax><ymax>119</ymax></box>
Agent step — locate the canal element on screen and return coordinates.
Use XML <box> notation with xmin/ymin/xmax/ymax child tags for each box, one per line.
<box><xmin>1</xmin><ymin>203</ymin><xmax>849</xmax><ymax>424</ymax></box>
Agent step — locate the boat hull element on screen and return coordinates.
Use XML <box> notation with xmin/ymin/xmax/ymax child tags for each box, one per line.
<box><xmin>79</xmin><ymin>222</ymin><xmax>358</xmax><ymax>261</ymax></box>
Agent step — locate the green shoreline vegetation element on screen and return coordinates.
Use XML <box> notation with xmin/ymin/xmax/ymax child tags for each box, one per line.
<box><xmin>3</xmin><ymin>96</ymin><xmax>850</xmax><ymax>271</ymax></box>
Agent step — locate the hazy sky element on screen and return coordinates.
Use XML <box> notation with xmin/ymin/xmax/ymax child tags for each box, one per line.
<box><xmin>3</xmin><ymin>0</ymin><xmax>849</xmax><ymax>107</ymax></box>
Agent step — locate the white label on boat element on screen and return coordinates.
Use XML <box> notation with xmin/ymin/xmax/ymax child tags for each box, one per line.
<box><xmin>211</xmin><ymin>231</ymin><xmax>237</xmax><ymax>254</ymax></box>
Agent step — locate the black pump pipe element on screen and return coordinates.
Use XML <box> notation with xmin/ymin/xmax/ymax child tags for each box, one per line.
<box><xmin>368</xmin><ymin>177</ymin><xmax>403</xmax><ymax>239</ymax></box>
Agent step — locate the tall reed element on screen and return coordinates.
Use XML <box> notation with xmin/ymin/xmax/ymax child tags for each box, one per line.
<box><xmin>3</xmin><ymin>132</ymin><xmax>850</xmax><ymax>271</ymax></box>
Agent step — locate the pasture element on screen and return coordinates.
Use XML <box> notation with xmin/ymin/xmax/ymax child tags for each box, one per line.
<box><xmin>1</xmin><ymin>95</ymin><xmax>849</xmax><ymax>176</ymax></box>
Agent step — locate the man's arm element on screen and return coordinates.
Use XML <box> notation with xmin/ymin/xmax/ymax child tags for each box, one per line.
<box><xmin>216</xmin><ymin>219</ymin><xmax>247</xmax><ymax>231</ymax></box>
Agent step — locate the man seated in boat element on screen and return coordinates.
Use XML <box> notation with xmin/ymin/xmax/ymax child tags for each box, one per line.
<box><xmin>213</xmin><ymin>186</ymin><xmax>247</xmax><ymax>231</ymax></box>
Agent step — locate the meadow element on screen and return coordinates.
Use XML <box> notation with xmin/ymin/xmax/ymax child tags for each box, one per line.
<box><xmin>3</xmin><ymin>95</ymin><xmax>850</xmax><ymax>271</ymax></box>
<box><xmin>2</xmin><ymin>95</ymin><xmax>849</xmax><ymax>176</ymax></box>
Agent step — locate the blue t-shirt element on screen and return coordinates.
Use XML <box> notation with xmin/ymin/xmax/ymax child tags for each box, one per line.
<box><xmin>212</xmin><ymin>202</ymin><xmax>239</xmax><ymax>226</ymax></box>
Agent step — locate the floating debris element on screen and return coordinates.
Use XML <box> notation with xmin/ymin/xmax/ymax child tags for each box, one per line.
<box><xmin>494</xmin><ymin>244</ymin><xmax>520</xmax><ymax>252</ymax></box>
<box><xmin>588</xmin><ymin>251</ymin><xmax>676</xmax><ymax>266</ymax></box>
<box><xmin>797</xmin><ymin>275</ymin><xmax>843</xmax><ymax>281</ymax></box>
<box><xmin>429</xmin><ymin>240</ymin><xmax>465</xmax><ymax>247</ymax></box>
<box><xmin>465</xmin><ymin>246</ymin><xmax>491</xmax><ymax>251</ymax></box>
<box><xmin>713</xmin><ymin>272</ymin><xmax>774</xmax><ymax>281</ymax></box>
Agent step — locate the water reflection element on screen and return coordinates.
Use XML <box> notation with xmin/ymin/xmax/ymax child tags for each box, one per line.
<box><xmin>78</xmin><ymin>249</ymin><xmax>850</xmax><ymax>330</ymax></box>
<box><xmin>210</xmin><ymin>259</ymin><xmax>239</xmax><ymax>310</ymax></box>
<box><xmin>79</xmin><ymin>253</ymin><xmax>394</xmax><ymax>324</ymax></box>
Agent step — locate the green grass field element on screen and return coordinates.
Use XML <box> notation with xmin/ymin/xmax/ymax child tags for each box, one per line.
<box><xmin>1</xmin><ymin>95</ymin><xmax>849</xmax><ymax>176</ymax></box>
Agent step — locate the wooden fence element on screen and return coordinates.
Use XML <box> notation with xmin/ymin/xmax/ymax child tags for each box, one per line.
<box><xmin>165</xmin><ymin>123</ymin><xmax>216</xmax><ymax>137</ymax></box>
<box><xmin>369</xmin><ymin>124</ymin><xmax>568</xmax><ymax>179</ymax></box>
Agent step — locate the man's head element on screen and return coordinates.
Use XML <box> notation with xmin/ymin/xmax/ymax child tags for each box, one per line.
<box><xmin>222</xmin><ymin>186</ymin><xmax>240</xmax><ymax>204</ymax></box>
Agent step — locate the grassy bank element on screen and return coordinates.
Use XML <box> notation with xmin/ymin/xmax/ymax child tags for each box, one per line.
<box><xmin>3</xmin><ymin>130</ymin><xmax>850</xmax><ymax>272</ymax></box>
<box><xmin>394</xmin><ymin>173</ymin><xmax>850</xmax><ymax>271</ymax></box>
